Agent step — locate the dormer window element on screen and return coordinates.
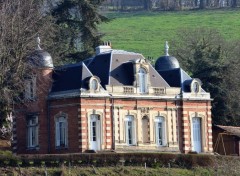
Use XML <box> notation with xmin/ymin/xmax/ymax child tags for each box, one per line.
<box><xmin>191</xmin><ymin>79</ymin><xmax>202</xmax><ymax>93</ymax></box>
<box><xmin>91</xmin><ymin>79</ymin><xmax>98</xmax><ymax>90</ymax></box>
<box><xmin>25</xmin><ymin>76</ymin><xmax>36</xmax><ymax>100</ymax></box>
<box><xmin>89</xmin><ymin>76</ymin><xmax>100</xmax><ymax>92</ymax></box>
<box><xmin>138</xmin><ymin>68</ymin><xmax>148</xmax><ymax>93</ymax></box>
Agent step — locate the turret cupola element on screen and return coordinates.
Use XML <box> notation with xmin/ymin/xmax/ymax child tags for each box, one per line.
<box><xmin>29</xmin><ymin>36</ymin><xmax>53</xmax><ymax>68</ymax></box>
<box><xmin>155</xmin><ymin>41</ymin><xmax>180</xmax><ymax>71</ymax></box>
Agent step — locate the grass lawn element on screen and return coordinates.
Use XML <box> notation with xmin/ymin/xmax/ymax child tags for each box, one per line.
<box><xmin>0</xmin><ymin>166</ymin><xmax>215</xmax><ymax>176</ymax></box>
<box><xmin>99</xmin><ymin>9</ymin><xmax>240</xmax><ymax>59</ymax></box>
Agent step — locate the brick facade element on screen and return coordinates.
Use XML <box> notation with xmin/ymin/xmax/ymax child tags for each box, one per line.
<box><xmin>14</xmin><ymin>46</ymin><xmax>213</xmax><ymax>154</ymax></box>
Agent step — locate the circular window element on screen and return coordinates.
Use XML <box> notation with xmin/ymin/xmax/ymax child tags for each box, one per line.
<box><xmin>91</xmin><ymin>79</ymin><xmax>98</xmax><ymax>90</ymax></box>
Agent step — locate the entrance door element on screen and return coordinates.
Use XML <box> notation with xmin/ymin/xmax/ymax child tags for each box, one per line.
<box><xmin>192</xmin><ymin>117</ymin><xmax>201</xmax><ymax>153</ymax></box>
<box><xmin>90</xmin><ymin>115</ymin><xmax>100</xmax><ymax>151</ymax></box>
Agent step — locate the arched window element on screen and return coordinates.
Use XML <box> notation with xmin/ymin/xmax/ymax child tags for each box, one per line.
<box><xmin>55</xmin><ymin>116</ymin><xmax>68</xmax><ymax>148</ymax></box>
<box><xmin>155</xmin><ymin>116</ymin><xmax>166</xmax><ymax>146</ymax></box>
<box><xmin>25</xmin><ymin>76</ymin><xmax>36</xmax><ymax>100</ymax></box>
<box><xmin>138</xmin><ymin>68</ymin><xmax>148</xmax><ymax>93</ymax></box>
<box><xmin>192</xmin><ymin>117</ymin><xmax>202</xmax><ymax>153</ymax></box>
<box><xmin>125</xmin><ymin>115</ymin><xmax>135</xmax><ymax>145</ymax></box>
<box><xmin>90</xmin><ymin>79</ymin><xmax>98</xmax><ymax>91</ymax></box>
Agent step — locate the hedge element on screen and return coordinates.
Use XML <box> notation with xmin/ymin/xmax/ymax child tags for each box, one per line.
<box><xmin>0</xmin><ymin>152</ymin><xmax>230</xmax><ymax>168</ymax></box>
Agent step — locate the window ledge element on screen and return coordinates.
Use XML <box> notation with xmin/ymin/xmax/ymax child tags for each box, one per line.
<box><xmin>27</xmin><ymin>146</ymin><xmax>39</xmax><ymax>151</ymax></box>
<box><xmin>126</xmin><ymin>144</ymin><xmax>137</xmax><ymax>146</ymax></box>
<box><xmin>56</xmin><ymin>146</ymin><xmax>68</xmax><ymax>150</ymax></box>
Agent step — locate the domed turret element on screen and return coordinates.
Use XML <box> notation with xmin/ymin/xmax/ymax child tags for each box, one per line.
<box><xmin>155</xmin><ymin>41</ymin><xmax>179</xmax><ymax>71</ymax></box>
<box><xmin>30</xmin><ymin>49</ymin><xmax>53</xmax><ymax>68</ymax></box>
<box><xmin>29</xmin><ymin>36</ymin><xmax>53</xmax><ymax>68</ymax></box>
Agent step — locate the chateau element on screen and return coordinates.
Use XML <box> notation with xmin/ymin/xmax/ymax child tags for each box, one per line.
<box><xmin>13</xmin><ymin>42</ymin><xmax>213</xmax><ymax>154</ymax></box>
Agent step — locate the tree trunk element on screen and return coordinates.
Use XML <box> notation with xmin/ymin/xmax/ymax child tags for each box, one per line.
<box><xmin>144</xmin><ymin>0</ymin><xmax>152</xmax><ymax>10</ymax></box>
<box><xmin>199</xmin><ymin>0</ymin><xmax>206</xmax><ymax>9</ymax></box>
<box><xmin>231</xmin><ymin>0</ymin><xmax>237</xmax><ymax>7</ymax></box>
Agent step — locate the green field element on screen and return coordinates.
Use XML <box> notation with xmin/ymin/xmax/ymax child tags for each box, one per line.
<box><xmin>99</xmin><ymin>9</ymin><xmax>240</xmax><ymax>59</ymax></box>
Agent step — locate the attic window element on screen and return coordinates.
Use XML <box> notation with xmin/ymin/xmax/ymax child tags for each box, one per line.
<box><xmin>191</xmin><ymin>79</ymin><xmax>202</xmax><ymax>93</ymax></box>
<box><xmin>138</xmin><ymin>67</ymin><xmax>148</xmax><ymax>93</ymax></box>
<box><xmin>91</xmin><ymin>79</ymin><xmax>98</xmax><ymax>91</ymax></box>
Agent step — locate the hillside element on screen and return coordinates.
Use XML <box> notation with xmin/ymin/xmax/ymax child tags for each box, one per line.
<box><xmin>99</xmin><ymin>9</ymin><xmax>240</xmax><ymax>59</ymax></box>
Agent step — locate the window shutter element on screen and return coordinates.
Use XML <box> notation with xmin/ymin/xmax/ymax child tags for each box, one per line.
<box><xmin>162</xmin><ymin>120</ymin><xmax>165</xmax><ymax>146</ymax></box>
<box><xmin>125</xmin><ymin>121</ymin><xmax>128</xmax><ymax>144</ymax></box>
<box><xmin>27</xmin><ymin>126</ymin><xmax>31</xmax><ymax>147</ymax></box>
<box><xmin>56</xmin><ymin>121</ymin><xmax>60</xmax><ymax>147</ymax></box>
<box><xmin>132</xmin><ymin>120</ymin><xmax>135</xmax><ymax>145</ymax></box>
<box><xmin>35</xmin><ymin>116</ymin><xmax>38</xmax><ymax>146</ymax></box>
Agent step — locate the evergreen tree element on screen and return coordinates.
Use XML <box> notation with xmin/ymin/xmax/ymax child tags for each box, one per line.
<box><xmin>49</xmin><ymin>0</ymin><xmax>108</xmax><ymax>64</ymax></box>
<box><xmin>172</xmin><ymin>28</ymin><xmax>240</xmax><ymax>126</ymax></box>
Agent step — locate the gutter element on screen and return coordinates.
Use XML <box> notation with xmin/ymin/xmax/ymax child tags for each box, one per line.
<box><xmin>111</xmin><ymin>97</ymin><xmax>115</xmax><ymax>150</ymax></box>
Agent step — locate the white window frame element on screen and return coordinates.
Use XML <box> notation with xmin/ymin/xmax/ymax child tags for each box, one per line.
<box><xmin>125</xmin><ymin>115</ymin><xmax>135</xmax><ymax>145</ymax></box>
<box><xmin>138</xmin><ymin>68</ymin><xmax>148</xmax><ymax>93</ymax></box>
<box><xmin>91</xmin><ymin>78</ymin><xmax>98</xmax><ymax>91</ymax></box>
<box><xmin>27</xmin><ymin>115</ymin><xmax>39</xmax><ymax>148</ymax></box>
<box><xmin>191</xmin><ymin>117</ymin><xmax>202</xmax><ymax>153</ymax></box>
<box><xmin>55</xmin><ymin>116</ymin><xmax>68</xmax><ymax>148</ymax></box>
<box><xmin>155</xmin><ymin>116</ymin><xmax>166</xmax><ymax>146</ymax></box>
<box><xmin>25</xmin><ymin>76</ymin><xmax>36</xmax><ymax>100</ymax></box>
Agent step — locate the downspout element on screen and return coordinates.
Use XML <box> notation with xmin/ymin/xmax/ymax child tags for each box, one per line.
<box><xmin>111</xmin><ymin>97</ymin><xmax>115</xmax><ymax>150</ymax></box>
<box><xmin>47</xmin><ymin>99</ymin><xmax>51</xmax><ymax>153</ymax></box>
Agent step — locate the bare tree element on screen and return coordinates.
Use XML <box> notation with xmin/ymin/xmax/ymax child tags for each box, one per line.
<box><xmin>0</xmin><ymin>0</ymin><xmax>54</xmax><ymax>128</ymax></box>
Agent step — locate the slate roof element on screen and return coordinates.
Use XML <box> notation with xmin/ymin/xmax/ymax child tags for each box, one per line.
<box><xmin>86</xmin><ymin>50</ymin><xmax>170</xmax><ymax>88</ymax></box>
<box><xmin>155</xmin><ymin>55</ymin><xmax>180</xmax><ymax>71</ymax></box>
<box><xmin>29</xmin><ymin>49</ymin><xmax>53</xmax><ymax>68</ymax></box>
<box><xmin>51</xmin><ymin>49</ymin><xmax>186</xmax><ymax>94</ymax></box>
<box><xmin>215</xmin><ymin>125</ymin><xmax>240</xmax><ymax>138</ymax></box>
<box><xmin>158</xmin><ymin>68</ymin><xmax>192</xmax><ymax>92</ymax></box>
<box><xmin>51</xmin><ymin>62</ymin><xmax>92</xmax><ymax>92</ymax></box>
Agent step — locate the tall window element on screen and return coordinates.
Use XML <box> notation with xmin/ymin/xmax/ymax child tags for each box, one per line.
<box><xmin>155</xmin><ymin>116</ymin><xmax>165</xmax><ymax>146</ymax></box>
<box><xmin>142</xmin><ymin>116</ymin><xmax>150</xmax><ymax>143</ymax></box>
<box><xmin>192</xmin><ymin>117</ymin><xmax>202</xmax><ymax>153</ymax></box>
<box><xmin>55</xmin><ymin>116</ymin><xmax>68</xmax><ymax>148</ymax></box>
<box><xmin>27</xmin><ymin>115</ymin><xmax>38</xmax><ymax>148</ymax></box>
<box><xmin>125</xmin><ymin>115</ymin><xmax>135</xmax><ymax>145</ymax></box>
<box><xmin>25</xmin><ymin>76</ymin><xmax>36</xmax><ymax>99</ymax></box>
<box><xmin>138</xmin><ymin>68</ymin><xmax>147</xmax><ymax>93</ymax></box>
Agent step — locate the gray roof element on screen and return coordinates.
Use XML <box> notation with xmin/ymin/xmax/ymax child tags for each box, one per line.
<box><xmin>50</xmin><ymin>49</ymin><xmax>183</xmax><ymax>95</ymax></box>
<box><xmin>29</xmin><ymin>49</ymin><xmax>53</xmax><ymax>68</ymax></box>
<box><xmin>86</xmin><ymin>50</ymin><xmax>170</xmax><ymax>88</ymax></box>
<box><xmin>155</xmin><ymin>56</ymin><xmax>180</xmax><ymax>71</ymax></box>
<box><xmin>215</xmin><ymin>125</ymin><xmax>240</xmax><ymax>138</ymax></box>
<box><xmin>51</xmin><ymin>62</ymin><xmax>92</xmax><ymax>92</ymax></box>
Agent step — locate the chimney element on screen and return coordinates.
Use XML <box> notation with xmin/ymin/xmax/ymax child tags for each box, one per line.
<box><xmin>95</xmin><ymin>41</ymin><xmax>112</xmax><ymax>55</ymax></box>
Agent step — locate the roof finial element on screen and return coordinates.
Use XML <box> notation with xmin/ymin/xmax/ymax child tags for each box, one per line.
<box><xmin>165</xmin><ymin>41</ymin><xmax>169</xmax><ymax>56</ymax></box>
<box><xmin>37</xmin><ymin>34</ymin><xmax>42</xmax><ymax>50</ymax></box>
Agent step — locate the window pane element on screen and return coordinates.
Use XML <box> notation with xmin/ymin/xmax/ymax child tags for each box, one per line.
<box><xmin>56</xmin><ymin>117</ymin><xmax>67</xmax><ymax>147</ymax></box>
<box><xmin>158</xmin><ymin>122</ymin><xmax>162</xmax><ymax>145</ymax></box>
<box><xmin>27</xmin><ymin>116</ymin><xmax>38</xmax><ymax>148</ymax></box>
<box><xmin>92</xmin><ymin>121</ymin><xmax>96</xmax><ymax>141</ymax></box>
<box><xmin>138</xmin><ymin>68</ymin><xmax>147</xmax><ymax>93</ymax></box>
<box><xmin>128</xmin><ymin>121</ymin><xmax>132</xmax><ymax>144</ymax></box>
